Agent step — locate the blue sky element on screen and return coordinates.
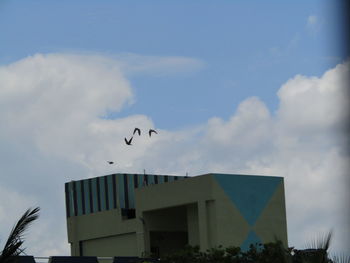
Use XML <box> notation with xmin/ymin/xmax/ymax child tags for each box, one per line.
<box><xmin>0</xmin><ymin>0</ymin><xmax>345</xmax><ymax>129</ymax></box>
<box><xmin>0</xmin><ymin>0</ymin><xmax>349</xmax><ymax>257</ymax></box>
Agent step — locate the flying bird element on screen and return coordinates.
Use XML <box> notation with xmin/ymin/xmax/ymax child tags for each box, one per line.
<box><xmin>133</xmin><ymin>128</ymin><xmax>141</xmax><ymax>136</ymax></box>
<box><xmin>125</xmin><ymin>137</ymin><xmax>133</xmax><ymax>145</ymax></box>
<box><xmin>149</xmin><ymin>129</ymin><xmax>157</xmax><ymax>137</ymax></box>
<box><xmin>107</xmin><ymin>161</ymin><xmax>114</xmax><ymax>165</ymax></box>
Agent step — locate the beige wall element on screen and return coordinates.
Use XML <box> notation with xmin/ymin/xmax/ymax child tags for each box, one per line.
<box><xmin>187</xmin><ymin>204</ymin><xmax>199</xmax><ymax>246</ymax></box>
<box><xmin>135</xmin><ymin>175</ymin><xmax>214</xmax><ymax>254</ymax></box>
<box><xmin>206</xmin><ymin>200</ymin><xmax>217</xmax><ymax>248</ymax></box>
<box><xmin>82</xmin><ymin>233</ymin><xmax>137</xmax><ymax>257</ymax></box>
<box><xmin>67</xmin><ymin>209</ymin><xmax>141</xmax><ymax>256</ymax></box>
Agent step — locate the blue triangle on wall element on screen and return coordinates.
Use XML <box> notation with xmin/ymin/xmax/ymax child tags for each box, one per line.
<box><xmin>241</xmin><ymin>230</ymin><xmax>262</xmax><ymax>251</ymax></box>
<box><xmin>213</xmin><ymin>174</ymin><xmax>281</xmax><ymax>226</ymax></box>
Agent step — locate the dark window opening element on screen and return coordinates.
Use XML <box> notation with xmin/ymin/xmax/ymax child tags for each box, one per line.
<box><xmin>79</xmin><ymin>241</ymin><xmax>83</xmax><ymax>256</ymax></box>
<box><xmin>150</xmin><ymin>246</ymin><xmax>160</xmax><ymax>258</ymax></box>
<box><xmin>121</xmin><ymin>208</ymin><xmax>136</xmax><ymax>220</ymax></box>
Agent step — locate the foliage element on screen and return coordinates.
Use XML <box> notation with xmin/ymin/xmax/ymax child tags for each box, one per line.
<box><xmin>0</xmin><ymin>207</ymin><xmax>40</xmax><ymax>263</ymax></box>
<box><xmin>159</xmin><ymin>241</ymin><xmax>292</xmax><ymax>263</ymax></box>
<box><xmin>158</xmin><ymin>232</ymin><xmax>347</xmax><ymax>263</ymax></box>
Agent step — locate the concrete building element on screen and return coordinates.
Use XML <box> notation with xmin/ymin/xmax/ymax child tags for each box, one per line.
<box><xmin>65</xmin><ymin>173</ymin><xmax>288</xmax><ymax>257</ymax></box>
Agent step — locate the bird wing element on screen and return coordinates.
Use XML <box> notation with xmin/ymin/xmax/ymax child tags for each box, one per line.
<box><xmin>149</xmin><ymin>129</ymin><xmax>158</xmax><ymax>136</ymax></box>
<box><xmin>133</xmin><ymin>128</ymin><xmax>141</xmax><ymax>136</ymax></box>
<box><xmin>125</xmin><ymin>137</ymin><xmax>133</xmax><ymax>145</ymax></box>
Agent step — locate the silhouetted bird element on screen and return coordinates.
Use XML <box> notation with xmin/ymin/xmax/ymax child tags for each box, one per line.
<box><xmin>107</xmin><ymin>161</ymin><xmax>114</xmax><ymax>164</ymax></box>
<box><xmin>149</xmin><ymin>129</ymin><xmax>157</xmax><ymax>137</ymax></box>
<box><xmin>125</xmin><ymin>137</ymin><xmax>133</xmax><ymax>145</ymax></box>
<box><xmin>133</xmin><ymin>128</ymin><xmax>141</xmax><ymax>136</ymax></box>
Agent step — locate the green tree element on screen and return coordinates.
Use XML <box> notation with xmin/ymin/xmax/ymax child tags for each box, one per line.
<box><xmin>0</xmin><ymin>207</ymin><xmax>40</xmax><ymax>263</ymax></box>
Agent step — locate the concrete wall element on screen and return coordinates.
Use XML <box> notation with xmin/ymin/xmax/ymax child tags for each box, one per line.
<box><xmin>186</xmin><ymin>204</ymin><xmax>199</xmax><ymax>246</ymax></box>
<box><xmin>67</xmin><ymin>209</ymin><xmax>140</xmax><ymax>256</ymax></box>
<box><xmin>82</xmin><ymin>233</ymin><xmax>137</xmax><ymax>257</ymax></box>
<box><xmin>135</xmin><ymin>175</ymin><xmax>214</xmax><ymax>254</ymax></box>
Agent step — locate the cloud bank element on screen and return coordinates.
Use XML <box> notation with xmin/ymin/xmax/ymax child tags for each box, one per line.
<box><xmin>0</xmin><ymin>53</ymin><xmax>348</xmax><ymax>256</ymax></box>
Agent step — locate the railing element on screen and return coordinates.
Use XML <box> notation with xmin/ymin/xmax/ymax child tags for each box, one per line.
<box><xmin>33</xmin><ymin>257</ymin><xmax>115</xmax><ymax>263</ymax></box>
<box><xmin>33</xmin><ymin>257</ymin><xmax>158</xmax><ymax>263</ymax></box>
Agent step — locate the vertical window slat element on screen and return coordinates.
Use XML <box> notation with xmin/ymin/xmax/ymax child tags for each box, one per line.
<box><xmin>76</xmin><ymin>181</ymin><xmax>83</xmax><ymax>216</ymax></box>
<box><xmin>99</xmin><ymin>177</ymin><xmax>106</xmax><ymax>211</ymax></box>
<box><xmin>72</xmin><ymin>182</ymin><xmax>78</xmax><ymax>216</ymax></box>
<box><xmin>89</xmin><ymin>179</ymin><xmax>94</xmax><ymax>213</ymax></box>
<box><xmin>124</xmin><ymin>174</ymin><xmax>129</xmax><ymax>209</ymax></box>
<box><xmin>138</xmin><ymin>174</ymin><xmax>143</xmax><ymax>187</ymax></box>
<box><xmin>104</xmin><ymin>176</ymin><xmax>109</xmax><ymax>210</ymax></box>
<box><xmin>113</xmin><ymin>174</ymin><xmax>117</xmax><ymax>209</ymax></box>
<box><xmin>118</xmin><ymin>174</ymin><xmax>125</xmax><ymax>209</ymax></box>
<box><xmin>134</xmin><ymin>174</ymin><xmax>138</xmax><ymax>188</ymax></box>
<box><xmin>91</xmin><ymin>178</ymin><xmax>98</xmax><ymax>213</ymax></box>
<box><xmin>96</xmin><ymin>177</ymin><xmax>101</xmax><ymax>211</ymax></box>
<box><xmin>128</xmin><ymin>175</ymin><xmax>135</xmax><ymax>209</ymax></box>
<box><xmin>149</xmin><ymin>175</ymin><xmax>155</xmax><ymax>185</ymax></box>
<box><xmin>84</xmin><ymin>180</ymin><xmax>91</xmax><ymax>214</ymax></box>
<box><xmin>65</xmin><ymin>183</ymin><xmax>70</xmax><ymax>217</ymax></box>
<box><xmin>107</xmin><ymin>175</ymin><xmax>114</xmax><ymax>210</ymax></box>
<box><xmin>81</xmin><ymin>181</ymin><xmax>86</xmax><ymax>214</ymax></box>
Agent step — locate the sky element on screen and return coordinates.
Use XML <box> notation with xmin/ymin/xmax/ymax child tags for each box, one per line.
<box><xmin>0</xmin><ymin>0</ymin><xmax>349</xmax><ymax>258</ymax></box>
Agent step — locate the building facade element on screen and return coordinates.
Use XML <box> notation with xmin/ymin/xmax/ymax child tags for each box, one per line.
<box><xmin>65</xmin><ymin>173</ymin><xmax>288</xmax><ymax>257</ymax></box>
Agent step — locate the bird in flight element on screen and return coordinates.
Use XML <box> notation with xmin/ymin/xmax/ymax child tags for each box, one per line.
<box><xmin>149</xmin><ymin>129</ymin><xmax>157</xmax><ymax>137</ymax></box>
<box><xmin>125</xmin><ymin>137</ymin><xmax>133</xmax><ymax>145</ymax></box>
<box><xmin>107</xmin><ymin>161</ymin><xmax>114</xmax><ymax>165</ymax></box>
<box><xmin>133</xmin><ymin>128</ymin><xmax>141</xmax><ymax>136</ymax></box>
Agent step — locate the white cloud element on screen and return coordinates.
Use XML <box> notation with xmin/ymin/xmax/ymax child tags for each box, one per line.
<box><xmin>277</xmin><ymin>61</ymin><xmax>349</xmax><ymax>133</ymax></box>
<box><xmin>0</xmin><ymin>53</ymin><xmax>133</xmax><ymax>143</ymax></box>
<box><xmin>0</xmin><ymin>54</ymin><xmax>348</xmax><ymax>256</ymax></box>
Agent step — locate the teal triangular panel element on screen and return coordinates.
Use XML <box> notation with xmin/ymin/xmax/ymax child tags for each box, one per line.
<box><xmin>241</xmin><ymin>230</ymin><xmax>262</xmax><ymax>251</ymax></box>
<box><xmin>213</xmin><ymin>174</ymin><xmax>281</xmax><ymax>225</ymax></box>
